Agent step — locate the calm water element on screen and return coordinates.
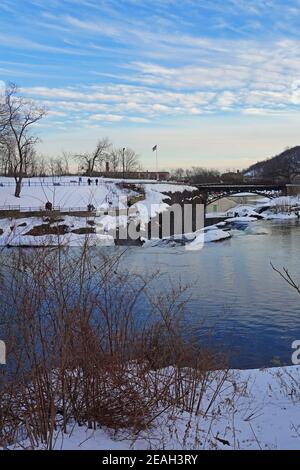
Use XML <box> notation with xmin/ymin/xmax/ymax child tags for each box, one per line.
<box><xmin>115</xmin><ymin>219</ymin><xmax>300</xmax><ymax>369</ymax></box>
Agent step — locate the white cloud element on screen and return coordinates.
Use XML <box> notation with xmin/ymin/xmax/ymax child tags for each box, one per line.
<box><xmin>128</xmin><ymin>116</ymin><xmax>150</xmax><ymax>123</ymax></box>
<box><xmin>89</xmin><ymin>113</ymin><xmax>124</xmax><ymax>122</ymax></box>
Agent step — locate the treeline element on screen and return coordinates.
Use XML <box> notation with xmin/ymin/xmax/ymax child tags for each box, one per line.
<box><xmin>244</xmin><ymin>146</ymin><xmax>300</xmax><ymax>183</ymax></box>
<box><xmin>170</xmin><ymin>167</ymin><xmax>221</xmax><ymax>183</ymax></box>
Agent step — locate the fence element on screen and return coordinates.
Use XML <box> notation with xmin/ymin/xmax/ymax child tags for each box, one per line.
<box><xmin>0</xmin><ymin>181</ymin><xmax>89</xmax><ymax>188</ymax></box>
<box><xmin>0</xmin><ymin>179</ymin><xmax>166</xmax><ymax>188</ymax></box>
<box><xmin>0</xmin><ymin>205</ymin><xmax>99</xmax><ymax>213</ymax></box>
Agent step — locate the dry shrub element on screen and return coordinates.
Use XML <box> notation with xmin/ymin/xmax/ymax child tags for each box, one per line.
<box><xmin>0</xmin><ymin>241</ymin><xmax>229</xmax><ymax>449</ymax></box>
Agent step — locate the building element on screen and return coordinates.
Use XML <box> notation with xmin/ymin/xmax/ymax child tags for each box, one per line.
<box><xmin>94</xmin><ymin>171</ymin><xmax>170</xmax><ymax>181</ymax></box>
<box><xmin>206</xmin><ymin>194</ymin><xmax>265</xmax><ymax>214</ymax></box>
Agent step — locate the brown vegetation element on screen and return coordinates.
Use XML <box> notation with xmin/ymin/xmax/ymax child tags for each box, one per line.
<box><xmin>0</xmin><ymin>242</ymin><xmax>230</xmax><ymax>450</ymax></box>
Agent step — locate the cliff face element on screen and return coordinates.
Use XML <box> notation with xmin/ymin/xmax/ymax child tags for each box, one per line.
<box><xmin>244</xmin><ymin>146</ymin><xmax>300</xmax><ymax>183</ymax></box>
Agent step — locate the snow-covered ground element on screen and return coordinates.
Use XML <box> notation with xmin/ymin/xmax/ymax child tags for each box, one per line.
<box><xmin>0</xmin><ymin>177</ymin><xmax>196</xmax><ymax>211</ymax></box>
<box><xmin>10</xmin><ymin>365</ymin><xmax>300</xmax><ymax>450</ymax></box>
<box><xmin>0</xmin><ymin>177</ymin><xmax>199</xmax><ymax>246</ymax></box>
<box><xmin>0</xmin><ymin>178</ymin><xmax>131</xmax><ymax>210</ymax></box>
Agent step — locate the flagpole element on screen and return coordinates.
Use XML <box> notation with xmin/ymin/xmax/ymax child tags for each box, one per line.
<box><xmin>156</xmin><ymin>146</ymin><xmax>158</xmax><ymax>181</ymax></box>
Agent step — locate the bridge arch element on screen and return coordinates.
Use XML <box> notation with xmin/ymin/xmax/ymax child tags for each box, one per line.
<box><xmin>205</xmin><ymin>190</ymin><xmax>275</xmax><ymax>206</ymax></box>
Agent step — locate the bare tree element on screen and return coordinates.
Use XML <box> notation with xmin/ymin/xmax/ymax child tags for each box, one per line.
<box><xmin>62</xmin><ymin>151</ymin><xmax>71</xmax><ymax>175</ymax></box>
<box><xmin>75</xmin><ymin>137</ymin><xmax>111</xmax><ymax>176</ymax></box>
<box><xmin>123</xmin><ymin>148</ymin><xmax>140</xmax><ymax>172</ymax></box>
<box><xmin>109</xmin><ymin>148</ymin><xmax>121</xmax><ymax>172</ymax></box>
<box><xmin>0</xmin><ymin>83</ymin><xmax>46</xmax><ymax>197</ymax></box>
<box><xmin>48</xmin><ymin>154</ymin><xmax>70</xmax><ymax>177</ymax></box>
<box><xmin>170</xmin><ymin>168</ymin><xmax>186</xmax><ymax>181</ymax></box>
<box><xmin>170</xmin><ymin>167</ymin><xmax>220</xmax><ymax>183</ymax></box>
<box><xmin>244</xmin><ymin>146</ymin><xmax>300</xmax><ymax>183</ymax></box>
<box><xmin>106</xmin><ymin>147</ymin><xmax>140</xmax><ymax>173</ymax></box>
<box><xmin>36</xmin><ymin>154</ymin><xmax>48</xmax><ymax>177</ymax></box>
<box><xmin>22</xmin><ymin>146</ymin><xmax>38</xmax><ymax>176</ymax></box>
<box><xmin>0</xmin><ymin>143</ymin><xmax>13</xmax><ymax>176</ymax></box>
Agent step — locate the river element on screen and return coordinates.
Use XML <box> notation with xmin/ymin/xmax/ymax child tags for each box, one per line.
<box><xmin>113</xmin><ymin>219</ymin><xmax>300</xmax><ymax>369</ymax></box>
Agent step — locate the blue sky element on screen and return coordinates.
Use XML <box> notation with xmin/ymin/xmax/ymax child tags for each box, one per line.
<box><xmin>2</xmin><ymin>0</ymin><xmax>300</xmax><ymax>170</ymax></box>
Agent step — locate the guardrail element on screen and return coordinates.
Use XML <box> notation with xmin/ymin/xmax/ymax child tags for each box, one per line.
<box><xmin>0</xmin><ymin>179</ymin><xmax>167</xmax><ymax>188</ymax></box>
<box><xmin>0</xmin><ymin>206</ymin><xmax>100</xmax><ymax>213</ymax></box>
<box><xmin>0</xmin><ymin>181</ymin><xmax>93</xmax><ymax>188</ymax></box>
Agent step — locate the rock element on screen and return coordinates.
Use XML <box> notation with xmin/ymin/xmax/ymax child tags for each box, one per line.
<box><xmin>43</xmin><ymin>217</ymin><xmax>65</xmax><ymax>224</ymax></box>
<box><xmin>25</xmin><ymin>224</ymin><xmax>70</xmax><ymax>236</ymax></box>
<box><xmin>115</xmin><ymin>237</ymin><xmax>145</xmax><ymax>246</ymax></box>
<box><xmin>71</xmin><ymin>227</ymin><xmax>96</xmax><ymax>234</ymax></box>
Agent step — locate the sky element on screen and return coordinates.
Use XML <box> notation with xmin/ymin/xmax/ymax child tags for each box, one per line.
<box><xmin>2</xmin><ymin>0</ymin><xmax>300</xmax><ymax>171</ymax></box>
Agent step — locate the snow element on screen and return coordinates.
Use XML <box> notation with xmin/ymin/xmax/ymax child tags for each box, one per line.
<box><xmin>266</xmin><ymin>195</ymin><xmax>300</xmax><ymax>207</ymax></box>
<box><xmin>216</xmin><ymin>221</ymin><xmax>227</xmax><ymax>228</ymax></box>
<box><xmin>0</xmin><ymin>181</ymin><xmax>128</xmax><ymax>211</ymax></box>
<box><xmin>0</xmin><ymin>215</ymin><xmax>116</xmax><ymax>247</ymax></box>
<box><xmin>206</xmin><ymin>212</ymin><xmax>226</xmax><ymax>218</ymax></box>
<box><xmin>186</xmin><ymin>228</ymin><xmax>231</xmax><ymax>250</ymax></box>
<box><xmin>132</xmin><ymin>187</ymin><xmax>170</xmax><ymax>228</ymax></box>
<box><xmin>225</xmin><ymin>216</ymin><xmax>258</xmax><ymax>223</ymax></box>
<box><xmin>140</xmin><ymin>183</ymin><xmax>197</xmax><ymax>193</ymax></box>
<box><xmin>0</xmin><ymin>178</ymin><xmax>196</xmax><ymax>212</ymax></box>
<box><xmin>0</xmin><ymin>177</ymin><xmax>198</xmax><ymax>246</ymax></box>
<box><xmin>0</xmin><ymin>177</ymin><xmax>299</xmax><ymax>247</ymax></box>
<box><xmin>225</xmin><ymin>205</ymin><xmax>262</xmax><ymax>218</ymax></box>
<box><xmin>4</xmin><ymin>233</ymin><xmax>115</xmax><ymax>248</ymax></box>
<box><xmin>131</xmin><ymin>183</ymin><xmax>197</xmax><ymax>229</ymax></box>
<box><xmin>10</xmin><ymin>365</ymin><xmax>300</xmax><ymax>450</ymax></box>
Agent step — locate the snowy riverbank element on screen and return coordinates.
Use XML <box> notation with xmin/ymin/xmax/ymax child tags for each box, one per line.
<box><xmin>9</xmin><ymin>365</ymin><xmax>300</xmax><ymax>450</ymax></box>
<box><xmin>0</xmin><ymin>179</ymin><xmax>299</xmax><ymax>247</ymax></box>
<box><xmin>0</xmin><ymin>178</ymin><xmax>198</xmax><ymax>247</ymax></box>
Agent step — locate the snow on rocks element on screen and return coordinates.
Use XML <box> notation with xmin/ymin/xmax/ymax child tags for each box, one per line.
<box><xmin>226</xmin><ymin>205</ymin><xmax>261</xmax><ymax>218</ymax></box>
<box><xmin>225</xmin><ymin>216</ymin><xmax>258</xmax><ymax>223</ymax></box>
<box><xmin>186</xmin><ymin>228</ymin><xmax>231</xmax><ymax>250</ymax></box>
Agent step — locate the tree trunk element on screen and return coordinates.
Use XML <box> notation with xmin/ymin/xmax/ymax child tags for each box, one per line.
<box><xmin>88</xmin><ymin>160</ymin><xmax>92</xmax><ymax>177</ymax></box>
<box><xmin>14</xmin><ymin>179</ymin><xmax>22</xmax><ymax>198</ymax></box>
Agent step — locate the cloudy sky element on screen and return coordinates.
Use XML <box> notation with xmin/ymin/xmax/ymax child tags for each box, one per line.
<box><xmin>2</xmin><ymin>0</ymin><xmax>300</xmax><ymax>170</ymax></box>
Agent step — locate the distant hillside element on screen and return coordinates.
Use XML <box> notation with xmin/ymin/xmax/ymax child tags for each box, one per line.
<box><xmin>244</xmin><ymin>146</ymin><xmax>300</xmax><ymax>183</ymax></box>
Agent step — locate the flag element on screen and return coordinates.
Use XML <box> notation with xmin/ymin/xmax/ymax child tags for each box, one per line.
<box><xmin>152</xmin><ymin>145</ymin><xmax>157</xmax><ymax>152</ymax></box>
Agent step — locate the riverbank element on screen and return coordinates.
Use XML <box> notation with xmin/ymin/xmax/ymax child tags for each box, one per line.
<box><xmin>0</xmin><ymin>178</ymin><xmax>299</xmax><ymax>248</ymax></box>
<box><xmin>0</xmin><ymin>178</ymin><xmax>199</xmax><ymax>247</ymax></box>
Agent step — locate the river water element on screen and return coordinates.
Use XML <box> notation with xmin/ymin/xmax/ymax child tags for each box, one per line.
<box><xmin>114</xmin><ymin>219</ymin><xmax>300</xmax><ymax>369</ymax></box>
